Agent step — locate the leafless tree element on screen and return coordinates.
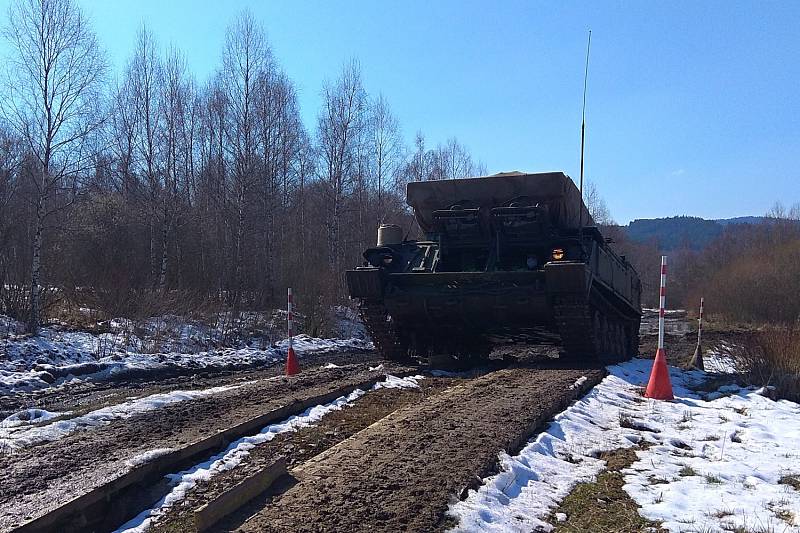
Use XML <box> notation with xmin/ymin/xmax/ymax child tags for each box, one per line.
<box><xmin>127</xmin><ymin>27</ymin><xmax>165</xmax><ymax>285</ymax></box>
<box><xmin>585</xmin><ymin>181</ymin><xmax>613</xmax><ymax>226</ymax></box>
<box><xmin>159</xmin><ymin>46</ymin><xmax>195</xmax><ymax>290</ymax></box>
<box><xmin>436</xmin><ymin>137</ymin><xmax>476</xmax><ymax>179</ymax></box>
<box><xmin>0</xmin><ymin>124</ymin><xmax>21</xmax><ymax>296</ymax></box>
<box><xmin>1</xmin><ymin>0</ymin><xmax>106</xmax><ymax>332</ymax></box>
<box><xmin>317</xmin><ymin>60</ymin><xmax>368</xmax><ymax>295</ymax></box>
<box><xmin>221</xmin><ymin>11</ymin><xmax>271</xmax><ymax>305</ymax></box>
<box><xmin>0</xmin><ymin>5</ymin><xmax>494</xmax><ymax>324</ymax></box>
<box><xmin>369</xmin><ymin>93</ymin><xmax>402</xmax><ymax>222</ymax></box>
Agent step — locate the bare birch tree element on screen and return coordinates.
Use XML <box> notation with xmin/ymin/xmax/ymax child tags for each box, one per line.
<box><xmin>369</xmin><ymin>93</ymin><xmax>402</xmax><ymax>222</ymax></box>
<box><xmin>317</xmin><ymin>60</ymin><xmax>368</xmax><ymax>295</ymax></box>
<box><xmin>127</xmin><ymin>27</ymin><xmax>164</xmax><ymax>285</ymax></box>
<box><xmin>221</xmin><ymin>11</ymin><xmax>271</xmax><ymax>305</ymax></box>
<box><xmin>1</xmin><ymin>0</ymin><xmax>106</xmax><ymax>332</ymax></box>
<box><xmin>585</xmin><ymin>181</ymin><xmax>613</xmax><ymax>226</ymax></box>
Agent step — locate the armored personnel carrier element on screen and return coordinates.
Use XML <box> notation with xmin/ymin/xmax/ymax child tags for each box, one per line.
<box><xmin>346</xmin><ymin>171</ymin><xmax>642</xmax><ymax>364</ymax></box>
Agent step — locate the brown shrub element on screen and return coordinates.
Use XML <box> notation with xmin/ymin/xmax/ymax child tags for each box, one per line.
<box><xmin>737</xmin><ymin>325</ymin><xmax>800</xmax><ymax>402</ymax></box>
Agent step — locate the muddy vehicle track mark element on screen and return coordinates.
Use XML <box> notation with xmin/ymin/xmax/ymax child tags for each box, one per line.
<box><xmin>0</xmin><ymin>363</ymin><xmax>410</xmax><ymax>532</ymax></box>
<box><xmin>234</xmin><ymin>366</ymin><xmax>604</xmax><ymax>533</ymax></box>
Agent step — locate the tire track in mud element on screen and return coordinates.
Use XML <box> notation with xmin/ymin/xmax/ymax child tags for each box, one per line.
<box><xmin>0</xmin><ymin>350</ymin><xmax>382</xmax><ymax>416</ymax></box>
<box><xmin>0</xmin><ymin>362</ymin><xmax>410</xmax><ymax>532</ymax></box>
<box><xmin>149</xmin><ymin>376</ymin><xmax>458</xmax><ymax>533</ymax></box>
<box><xmin>233</xmin><ymin>365</ymin><xmax>604</xmax><ymax>533</ymax></box>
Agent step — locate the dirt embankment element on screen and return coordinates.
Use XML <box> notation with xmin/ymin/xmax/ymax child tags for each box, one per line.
<box><xmin>0</xmin><ymin>362</ymin><xmax>406</xmax><ymax>532</ymax></box>
<box><xmin>233</xmin><ymin>365</ymin><xmax>604</xmax><ymax>533</ymax></box>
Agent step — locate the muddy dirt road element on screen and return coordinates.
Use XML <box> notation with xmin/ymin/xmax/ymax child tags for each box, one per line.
<box><xmin>226</xmin><ymin>365</ymin><xmax>604</xmax><ymax>533</ymax></box>
<box><xmin>0</xmin><ymin>360</ymin><xmax>410</xmax><ymax>532</ymax></box>
<box><xmin>0</xmin><ymin>350</ymin><xmax>378</xmax><ymax>416</ymax></box>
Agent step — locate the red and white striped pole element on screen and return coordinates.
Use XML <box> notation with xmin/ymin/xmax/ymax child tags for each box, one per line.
<box><xmin>645</xmin><ymin>255</ymin><xmax>674</xmax><ymax>399</ymax></box>
<box><xmin>657</xmin><ymin>255</ymin><xmax>667</xmax><ymax>351</ymax></box>
<box><xmin>285</xmin><ymin>287</ymin><xmax>300</xmax><ymax>375</ymax></box>
<box><xmin>690</xmin><ymin>297</ymin><xmax>705</xmax><ymax>370</ymax></box>
<box><xmin>699</xmin><ymin>297</ymin><xmax>704</xmax><ymax>333</ymax></box>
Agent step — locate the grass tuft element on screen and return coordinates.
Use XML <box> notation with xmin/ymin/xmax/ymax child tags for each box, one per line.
<box><xmin>738</xmin><ymin>325</ymin><xmax>800</xmax><ymax>403</ymax></box>
<box><xmin>778</xmin><ymin>474</ymin><xmax>800</xmax><ymax>491</ymax></box>
<box><xmin>548</xmin><ymin>447</ymin><xmax>665</xmax><ymax>532</ymax></box>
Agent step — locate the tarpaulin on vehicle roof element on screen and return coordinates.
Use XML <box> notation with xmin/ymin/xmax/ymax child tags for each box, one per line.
<box><xmin>406</xmin><ymin>171</ymin><xmax>594</xmax><ymax>233</ymax></box>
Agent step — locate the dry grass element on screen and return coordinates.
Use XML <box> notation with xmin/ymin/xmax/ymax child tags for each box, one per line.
<box><xmin>737</xmin><ymin>325</ymin><xmax>800</xmax><ymax>402</ymax></box>
<box><xmin>779</xmin><ymin>474</ymin><xmax>800</xmax><ymax>491</ymax></box>
<box><xmin>549</xmin><ymin>447</ymin><xmax>665</xmax><ymax>533</ymax></box>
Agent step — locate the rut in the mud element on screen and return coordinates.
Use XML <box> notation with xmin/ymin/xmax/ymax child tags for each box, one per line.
<box><xmin>0</xmin><ymin>350</ymin><xmax>381</xmax><ymax>416</ymax></box>
<box><xmin>0</xmin><ymin>362</ymin><xmax>409</xmax><ymax>532</ymax></box>
<box><xmin>232</xmin><ymin>365</ymin><xmax>604</xmax><ymax>533</ymax></box>
<box><xmin>149</xmin><ymin>376</ymin><xmax>456</xmax><ymax>532</ymax></box>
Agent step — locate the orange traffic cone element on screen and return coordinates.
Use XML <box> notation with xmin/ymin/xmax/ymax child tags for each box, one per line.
<box><xmin>645</xmin><ymin>348</ymin><xmax>674</xmax><ymax>400</ymax></box>
<box><xmin>285</xmin><ymin>346</ymin><xmax>300</xmax><ymax>376</ymax></box>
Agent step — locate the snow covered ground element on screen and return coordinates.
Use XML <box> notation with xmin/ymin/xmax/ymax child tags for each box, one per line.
<box><xmin>704</xmin><ymin>340</ymin><xmax>740</xmax><ymax>374</ymax></box>
<box><xmin>450</xmin><ymin>359</ymin><xmax>800</xmax><ymax>532</ymax></box>
<box><xmin>0</xmin><ymin>313</ymin><xmax>371</xmax><ymax>395</ymax></box>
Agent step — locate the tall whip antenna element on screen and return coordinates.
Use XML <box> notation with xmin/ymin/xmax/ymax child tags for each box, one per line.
<box><xmin>579</xmin><ymin>30</ymin><xmax>591</xmax><ymax>230</ymax></box>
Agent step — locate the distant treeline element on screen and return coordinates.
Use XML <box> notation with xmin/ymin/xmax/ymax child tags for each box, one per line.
<box><xmin>606</xmin><ymin>207</ymin><xmax>800</xmax><ymax>323</ymax></box>
<box><xmin>0</xmin><ymin>1</ymin><xmax>486</xmax><ymax>331</ymax></box>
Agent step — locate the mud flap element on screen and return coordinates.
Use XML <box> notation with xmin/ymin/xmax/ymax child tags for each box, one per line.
<box><xmin>544</xmin><ymin>261</ymin><xmax>591</xmax><ymax>300</ymax></box>
<box><xmin>345</xmin><ymin>268</ymin><xmax>383</xmax><ymax>299</ymax></box>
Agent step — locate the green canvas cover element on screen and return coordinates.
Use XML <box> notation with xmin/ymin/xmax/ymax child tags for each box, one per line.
<box><xmin>406</xmin><ymin>171</ymin><xmax>594</xmax><ymax>233</ymax></box>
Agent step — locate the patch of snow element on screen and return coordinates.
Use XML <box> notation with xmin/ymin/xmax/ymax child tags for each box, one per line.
<box><xmin>449</xmin><ymin>359</ymin><xmax>800</xmax><ymax>532</ymax></box>
<box><xmin>333</xmin><ymin>306</ymin><xmax>369</xmax><ymax>340</ymax></box>
<box><xmin>0</xmin><ymin>408</ymin><xmax>69</xmax><ymax>428</ymax></box>
<box><xmin>372</xmin><ymin>374</ymin><xmax>424</xmax><ymax>390</ymax></box>
<box><xmin>125</xmin><ymin>448</ymin><xmax>174</xmax><ymax>468</ymax></box>
<box><xmin>0</xmin><ymin>329</ymin><xmax>371</xmax><ymax>396</ymax></box>
<box><xmin>569</xmin><ymin>376</ymin><xmax>588</xmax><ymax>390</ymax></box>
<box><xmin>114</xmin><ymin>388</ymin><xmax>367</xmax><ymax>533</ymax></box>
<box><xmin>0</xmin><ymin>385</ymin><xmax>239</xmax><ymax>449</ymax></box>
<box><xmin>0</xmin><ymin>314</ymin><xmax>24</xmax><ymax>335</ymax></box>
<box><xmin>368</xmin><ymin>364</ymin><xmax>384</xmax><ymax>372</ymax></box>
<box><xmin>322</xmin><ymin>363</ymin><xmax>341</xmax><ymax>369</ymax></box>
<box><xmin>704</xmin><ymin>342</ymin><xmax>739</xmax><ymax>374</ymax></box>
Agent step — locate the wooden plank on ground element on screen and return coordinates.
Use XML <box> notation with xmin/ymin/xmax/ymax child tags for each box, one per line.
<box><xmin>194</xmin><ymin>458</ymin><xmax>288</xmax><ymax>532</ymax></box>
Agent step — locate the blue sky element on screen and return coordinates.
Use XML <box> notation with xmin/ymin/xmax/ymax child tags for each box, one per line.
<box><xmin>3</xmin><ymin>0</ymin><xmax>798</xmax><ymax>223</ymax></box>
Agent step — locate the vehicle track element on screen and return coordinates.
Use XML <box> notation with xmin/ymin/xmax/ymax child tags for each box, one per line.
<box><xmin>0</xmin><ymin>350</ymin><xmax>380</xmax><ymax>416</ymax></box>
<box><xmin>149</xmin><ymin>376</ymin><xmax>458</xmax><ymax>532</ymax></box>
<box><xmin>232</xmin><ymin>364</ymin><xmax>604</xmax><ymax>533</ymax></box>
<box><xmin>0</xmin><ymin>362</ymin><xmax>410</xmax><ymax>532</ymax></box>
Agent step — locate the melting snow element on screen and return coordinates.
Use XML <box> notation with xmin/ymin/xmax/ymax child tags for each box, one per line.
<box><xmin>372</xmin><ymin>374</ymin><xmax>424</xmax><ymax>390</ymax></box>
<box><xmin>449</xmin><ymin>359</ymin><xmax>800</xmax><ymax>532</ymax></box>
<box><xmin>0</xmin><ymin>385</ymin><xmax>239</xmax><ymax>449</ymax></box>
<box><xmin>114</xmin><ymin>373</ymin><xmax>421</xmax><ymax>532</ymax></box>
<box><xmin>704</xmin><ymin>341</ymin><xmax>739</xmax><ymax>374</ymax></box>
<box><xmin>0</xmin><ymin>408</ymin><xmax>69</xmax><ymax>428</ymax></box>
<box><xmin>126</xmin><ymin>448</ymin><xmax>175</xmax><ymax>468</ymax></box>
<box><xmin>0</xmin><ymin>323</ymin><xmax>371</xmax><ymax>395</ymax></box>
<box><xmin>568</xmin><ymin>376</ymin><xmax>588</xmax><ymax>390</ymax></box>
<box><xmin>114</xmin><ymin>388</ymin><xmax>367</xmax><ymax>533</ymax></box>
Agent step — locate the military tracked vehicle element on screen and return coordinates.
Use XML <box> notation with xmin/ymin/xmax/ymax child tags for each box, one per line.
<box><xmin>346</xmin><ymin>171</ymin><xmax>642</xmax><ymax>364</ymax></box>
